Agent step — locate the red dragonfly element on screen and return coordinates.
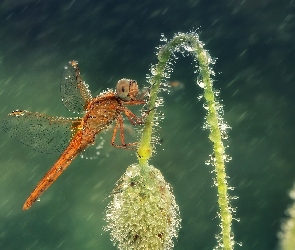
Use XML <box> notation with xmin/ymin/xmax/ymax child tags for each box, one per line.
<box><xmin>2</xmin><ymin>61</ymin><xmax>146</xmax><ymax>210</ymax></box>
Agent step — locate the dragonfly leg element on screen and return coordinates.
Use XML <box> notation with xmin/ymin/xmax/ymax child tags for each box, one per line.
<box><xmin>111</xmin><ymin>114</ymin><xmax>137</xmax><ymax>149</ymax></box>
<box><xmin>137</xmin><ymin>86</ymin><xmax>150</xmax><ymax>100</ymax></box>
<box><xmin>122</xmin><ymin>108</ymin><xmax>145</xmax><ymax>125</ymax></box>
<box><xmin>122</xmin><ymin>99</ymin><xmax>146</xmax><ymax>106</ymax></box>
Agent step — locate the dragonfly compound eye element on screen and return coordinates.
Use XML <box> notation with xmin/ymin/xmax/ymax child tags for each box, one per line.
<box><xmin>117</xmin><ymin>79</ymin><xmax>138</xmax><ymax>101</ymax></box>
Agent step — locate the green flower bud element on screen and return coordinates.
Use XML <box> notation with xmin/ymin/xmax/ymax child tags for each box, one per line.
<box><xmin>104</xmin><ymin>164</ymin><xmax>181</xmax><ymax>250</ymax></box>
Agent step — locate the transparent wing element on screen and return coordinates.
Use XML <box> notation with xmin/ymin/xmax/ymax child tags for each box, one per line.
<box><xmin>2</xmin><ymin>110</ymin><xmax>82</xmax><ymax>153</ymax></box>
<box><xmin>61</xmin><ymin>61</ymin><xmax>92</xmax><ymax>114</ymax></box>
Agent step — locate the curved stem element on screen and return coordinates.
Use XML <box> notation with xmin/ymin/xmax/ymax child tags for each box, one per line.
<box><xmin>137</xmin><ymin>32</ymin><xmax>234</xmax><ymax>249</ymax></box>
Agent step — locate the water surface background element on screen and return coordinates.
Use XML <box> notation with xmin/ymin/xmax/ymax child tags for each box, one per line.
<box><xmin>0</xmin><ymin>1</ymin><xmax>294</xmax><ymax>249</ymax></box>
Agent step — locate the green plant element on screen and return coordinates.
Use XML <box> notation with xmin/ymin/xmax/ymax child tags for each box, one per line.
<box><xmin>278</xmin><ymin>183</ymin><xmax>295</xmax><ymax>250</ymax></box>
<box><xmin>105</xmin><ymin>31</ymin><xmax>235</xmax><ymax>250</ymax></box>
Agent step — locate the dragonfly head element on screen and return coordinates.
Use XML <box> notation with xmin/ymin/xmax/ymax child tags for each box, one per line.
<box><xmin>116</xmin><ymin>79</ymin><xmax>139</xmax><ymax>101</ymax></box>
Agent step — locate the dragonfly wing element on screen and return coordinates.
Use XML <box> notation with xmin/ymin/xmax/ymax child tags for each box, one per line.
<box><xmin>2</xmin><ymin>110</ymin><xmax>81</xmax><ymax>153</ymax></box>
<box><xmin>61</xmin><ymin>61</ymin><xmax>92</xmax><ymax>114</ymax></box>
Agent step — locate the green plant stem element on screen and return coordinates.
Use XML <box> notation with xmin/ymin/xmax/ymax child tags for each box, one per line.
<box><xmin>279</xmin><ymin>183</ymin><xmax>295</xmax><ymax>250</ymax></box>
<box><xmin>137</xmin><ymin>32</ymin><xmax>234</xmax><ymax>249</ymax></box>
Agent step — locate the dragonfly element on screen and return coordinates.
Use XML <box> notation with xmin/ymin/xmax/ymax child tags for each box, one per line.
<box><xmin>2</xmin><ymin>61</ymin><xmax>146</xmax><ymax>210</ymax></box>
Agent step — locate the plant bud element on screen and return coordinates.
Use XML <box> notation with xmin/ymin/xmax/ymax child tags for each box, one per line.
<box><xmin>105</xmin><ymin>164</ymin><xmax>181</xmax><ymax>250</ymax></box>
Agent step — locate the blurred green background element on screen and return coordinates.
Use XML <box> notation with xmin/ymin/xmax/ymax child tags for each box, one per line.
<box><xmin>0</xmin><ymin>1</ymin><xmax>294</xmax><ymax>249</ymax></box>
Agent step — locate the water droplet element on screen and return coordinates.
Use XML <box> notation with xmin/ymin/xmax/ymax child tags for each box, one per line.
<box><xmin>150</xmin><ymin>65</ymin><xmax>157</xmax><ymax>76</ymax></box>
<box><xmin>196</xmin><ymin>75</ymin><xmax>205</xmax><ymax>88</ymax></box>
<box><xmin>203</xmin><ymin>103</ymin><xmax>209</xmax><ymax>110</ymax></box>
